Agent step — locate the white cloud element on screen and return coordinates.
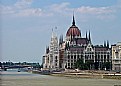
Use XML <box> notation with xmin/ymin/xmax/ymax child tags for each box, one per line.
<box><xmin>49</xmin><ymin>2</ymin><xmax>70</xmax><ymax>13</ymax></box>
<box><xmin>14</xmin><ymin>0</ymin><xmax>33</xmax><ymax>9</ymax></box>
<box><xmin>0</xmin><ymin>5</ymin><xmax>15</xmax><ymax>14</ymax></box>
<box><xmin>97</xmin><ymin>14</ymin><xmax>116</xmax><ymax>20</ymax></box>
<box><xmin>76</xmin><ymin>6</ymin><xmax>113</xmax><ymax>14</ymax></box>
<box><xmin>0</xmin><ymin>0</ymin><xmax>47</xmax><ymax>17</ymax></box>
<box><xmin>47</xmin><ymin>2</ymin><xmax>114</xmax><ymax>15</ymax></box>
<box><xmin>0</xmin><ymin>1</ymin><xmax>120</xmax><ymax>19</ymax></box>
<box><xmin>47</xmin><ymin>2</ymin><xmax>116</xmax><ymax>20</ymax></box>
<box><xmin>14</xmin><ymin>0</ymin><xmax>44</xmax><ymax>17</ymax></box>
<box><xmin>16</xmin><ymin>8</ymin><xmax>42</xmax><ymax>16</ymax></box>
<box><xmin>75</xmin><ymin>6</ymin><xmax>115</xmax><ymax>20</ymax></box>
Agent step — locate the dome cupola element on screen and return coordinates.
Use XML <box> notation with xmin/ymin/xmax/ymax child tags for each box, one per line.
<box><xmin>66</xmin><ymin>14</ymin><xmax>81</xmax><ymax>37</ymax></box>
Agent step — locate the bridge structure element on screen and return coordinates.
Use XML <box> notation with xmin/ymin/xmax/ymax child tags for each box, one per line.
<box><xmin>1</xmin><ymin>65</ymin><xmax>32</xmax><ymax>71</ymax></box>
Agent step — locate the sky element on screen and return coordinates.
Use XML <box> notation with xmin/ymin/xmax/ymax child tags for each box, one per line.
<box><xmin>1</xmin><ymin>0</ymin><xmax>121</xmax><ymax>64</ymax></box>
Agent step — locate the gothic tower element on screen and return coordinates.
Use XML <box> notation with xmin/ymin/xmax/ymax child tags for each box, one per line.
<box><xmin>49</xmin><ymin>30</ymin><xmax>59</xmax><ymax>69</ymax></box>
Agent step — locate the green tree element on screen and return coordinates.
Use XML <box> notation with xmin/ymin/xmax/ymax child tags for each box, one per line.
<box><xmin>74</xmin><ymin>58</ymin><xmax>85</xmax><ymax>70</ymax></box>
<box><xmin>85</xmin><ymin>60</ymin><xmax>94</xmax><ymax>70</ymax></box>
<box><xmin>74</xmin><ymin>59</ymin><xmax>95</xmax><ymax>70</ymax></box>
<box><xmin>102</xmin><ymin>62</ymin><xmax>111</xmax><ymax>70</ymax></box>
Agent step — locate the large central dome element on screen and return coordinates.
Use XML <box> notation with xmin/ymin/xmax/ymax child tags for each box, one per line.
<box><xmin>66</xmin><ymin>26</ymin><xmax>81</xmax><ymax>37</ymax></box>
<box><xmin>66</xmin><ymin>15</ymin><xmax>81</xmax><ymax>37</ymax></box>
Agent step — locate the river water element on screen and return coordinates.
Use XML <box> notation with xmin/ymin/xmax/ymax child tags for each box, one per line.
<box><xmin>0</xmin><ymin>69</ymin><xmax>121</xmax><ymax>86</ymax></box>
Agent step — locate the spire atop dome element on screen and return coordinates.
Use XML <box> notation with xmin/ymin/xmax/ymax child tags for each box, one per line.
<box><xmin>72</xmin><ymin>12</ymin><xmax>75</xmax><ymax>26</ymax></box>
<box><xmin>66</xmin><ymin>13</ymin><xmax>81</xmax><ymax>38</ymax></box>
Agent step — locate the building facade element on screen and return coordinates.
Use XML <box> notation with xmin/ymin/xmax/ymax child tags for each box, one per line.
<box><xmin>43</xmin><ymin>14</ymin><xmax>111</xmax><ymax>70</ymax></box>
<box><xmin>112</xmin><ymin>42</ymin><xmax>121</xmax><ymax>72</ymax></box>
<box><xmin>43</xmin><ymin>31</ymin><xmax>59</xmax><ymax>69</ymax></box>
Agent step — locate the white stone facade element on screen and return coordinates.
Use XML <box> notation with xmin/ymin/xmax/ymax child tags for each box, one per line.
<box><xmin>43</xmin><ymin>31</ymin><xmax>59</xmax><ymax>69</ymax></box>
<box><xmin>112</xmin><ymin>42</ymin><xmax>121</xmax><ymax>72</ymax></box>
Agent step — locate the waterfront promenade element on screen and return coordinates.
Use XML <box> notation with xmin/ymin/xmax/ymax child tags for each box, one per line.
<box><xmin>1</xmin><ymin>69</ymin><xmax>121</xmax><ymax>86</ymax></box>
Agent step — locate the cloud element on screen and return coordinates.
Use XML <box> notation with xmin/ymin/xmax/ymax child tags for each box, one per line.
<box><xmin>0</xmin><ymin>1</ymin><xmax>120</xmax><ymax>19</ymax></box>
<box><xmin>14</xmin><ymin>0</ymin><xmax>33</xmax><ymax>9</ymax></box>
<box><xmin>48</xmin><ymin>2</ymin><xmax>114</xmax><ymax>15</ymax></box>
<box><xmin>14</xmin><ymin>0</ymin><xmax>45</xmax><ymax>17</ymax></box>
<box><xmin>16</xmin><ymin>8</ymin><xmax>42</xmax><ymax>16</ymax></box>
<box><xmin>49</xmin><ymin>2</ymin><xmax>71</xmax><ymax>13</ymax></box>
<box><xmin>75</xmin><ymin>6</ymin><xmax>115</xmax><ymax>20</ymax></box>
<box><xmin>0</xmin><ymin>0</ymin><xmax>47</xmax><ymax>17</ymax></box>
<box><xmin>0</xmin><ymin>5</ymin><xmax>15</xmax><ymax>15</ymax></box>
<box><xmin>76</xmin><ymin>6</ymin><xmax>113</xmax><ymax>14</ymax></box>
<box><xmin>47</xmin><ymin>2</ymin><xmax>116</xmax><ymax>20</ymax></box>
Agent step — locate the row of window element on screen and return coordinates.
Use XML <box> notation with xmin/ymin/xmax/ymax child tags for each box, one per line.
<box><xmin>66</xmin><ymin>51</ymin><xmax>110</xmax><ymax>54</ymax></box>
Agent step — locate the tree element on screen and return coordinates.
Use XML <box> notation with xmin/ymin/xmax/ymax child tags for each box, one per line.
<box><xmin>74</xmin><ymin>58</ymin><xmax>85</xmax><ymax>70</ymax></box>
<box><xmin>102</xmin><ymin>62</ymin><xmax>111</xmax><ymax>70</ymax></box>
<box><xmin>74</xmin><ymin>59</ymin><xmax>94</xmax><ymax>70</ymax></box>
<box><xmin>85</xmin><ymin>60</ymin><xmax>94</xmax><ymax>70</ymax></box>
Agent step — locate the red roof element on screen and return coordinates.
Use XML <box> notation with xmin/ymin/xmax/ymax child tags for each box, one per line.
<box><xmin>66</xmin><ymin>26</ymin><xmax>81</xmax><ymax>37</ymax></box>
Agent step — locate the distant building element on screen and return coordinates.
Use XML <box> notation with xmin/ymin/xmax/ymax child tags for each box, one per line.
<box><xmin>42</xmin><ymin>14</ymin><xmax>111</xmax><ymax>70</ymax></box>
<box><xmin>112</xmin><ymin>42</ymin><xmax>121</xmax><ymax>72</ymax></box>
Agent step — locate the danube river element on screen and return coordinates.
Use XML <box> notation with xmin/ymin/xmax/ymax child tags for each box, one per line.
<box><xmin>0</xmin><ymin>69</ymin><xmax>121</xmax><ymax>86</ymax></box>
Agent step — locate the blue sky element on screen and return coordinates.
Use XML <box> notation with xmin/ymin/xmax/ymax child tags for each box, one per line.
<box><xmin>1</xmin><ymin>0</ymin><xmax>121</xmax><ymax>64</ymax></box>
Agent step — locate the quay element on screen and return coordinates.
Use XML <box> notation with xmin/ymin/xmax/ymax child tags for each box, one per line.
<box><xmin>31</xmin><ymin>69</ymin><xmax>121</xmax><ymax>80</ymax></box>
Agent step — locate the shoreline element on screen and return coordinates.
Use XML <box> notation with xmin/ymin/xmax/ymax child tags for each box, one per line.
<box><xmin>50</xmin><ymin>73</ymin><xmax>121</xmax><ymax>80</ymax></box>
<box><xmin>32</xmin><ymin>70</ymin><xmax>121</xmax><ymax>80</ymax></box>
<box><xmin>1</xmin><ymin>70</ymin><xmax>121</xmax><ymax>86</ymax></box>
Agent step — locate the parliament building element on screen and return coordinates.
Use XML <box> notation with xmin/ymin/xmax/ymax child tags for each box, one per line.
<box><xmin>42</xmin><ymin>14</ymin><xmax>111</xmax><ymax>70</ymax></box>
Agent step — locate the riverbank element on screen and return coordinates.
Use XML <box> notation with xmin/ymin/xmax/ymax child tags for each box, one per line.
<box><xmin>1</xmin><ymin>70</ymin><xmax>121</xmax><ymax>86</ymax></box>
<box><xmin>32</xmin><ymin>69</ymin><xmax>121</xmax><ymax>80</ymax></box>
<box><xmin>51</xmin><ymin>72</ymin><xmax>121</xmax><ymax>80</ymax></box>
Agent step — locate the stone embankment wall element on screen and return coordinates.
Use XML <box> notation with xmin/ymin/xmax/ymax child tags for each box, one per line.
<box><xmin>103</xmin><ymin>75</ymin><xmax>121</xmax><ymax>80</ymax></box>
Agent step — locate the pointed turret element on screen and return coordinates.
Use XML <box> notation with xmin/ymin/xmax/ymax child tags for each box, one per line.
<box><xmin>51</xmin><ymin>28</ymin><xmax>54</xmax><ymax>39</ymax></box>
<box><xmin>46</xmin><ymin>46</ymin><xmax>49</xmax><ymax>54</ymax></box>
<box><xmin>59</xmin><ymin>35</ymin><xmax>63</xmax><ymax>45</ymax></box>
<box><xmin>61</xmin><ymin>35</ymin><xmax>63</xmax><ymax>44</ymax></box>
<box><xmin>86</xmin><ymin>31</ymin><xmax>87</xmax><ymax>39</ymax></box>
<box><xmin>104</xmin><ymin>41</ymin><xmax>106</xmax><ymax>47</ymax></box>
<box><xmin>65</xmin><ymin>42</ymin><xmax>70</xmax><ymax>50</ymax></box>
<box><xmin>88</xmin><ymin>30</ymin><xmax>91</xmax><ymax>43</ymax></box>
<box><xmin>72</xmin><ymin>13</ymin><xmax>75</xmax><ymax>26</ymax></box>
<box><xmin>107</xmin><ymin>40</ymin><xmax>109</xmax><ymax>48</ymax></box>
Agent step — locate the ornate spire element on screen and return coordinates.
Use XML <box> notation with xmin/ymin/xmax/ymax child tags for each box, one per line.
<box><xmin>51</xmin><ymin>28</ymin><xmax>54</xmax><ymax>38</ymax></box>
<box><xmin>72</xmin><ymin>12</ymin><xmax>75</xmax><ymax>26</ymax></box>
<box><xmin>107</xmin><ymin>40</ymin><xmax>109</xmax><ymax>48</ymax></box>
<box><xmin>86</xmin><ymin>31</ymin><xmax>87</xmax><ymax>39</ymax></box>
<box><xmin>46</xmin><ymin>46</ymin><xmax>49</xmax><ymax>54</ymax></box>
<box><xmin>51</xmin><ymin>27</ymin><xmax>57</xmax><ymax>39</ymax></box>
<box><xmin>59</xmin><ymin>35</ymin><xmax>63</xmax><ymax>45</ymax></box>
<box><xmin>104</xmin><ymin>41</ymin><xmax>106</xmax><ymax>47</ymax></box>
<box><xmin>88</xmin><ymin>30</ymin><xmax>91</xmax><ymax>43</ymax></box>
